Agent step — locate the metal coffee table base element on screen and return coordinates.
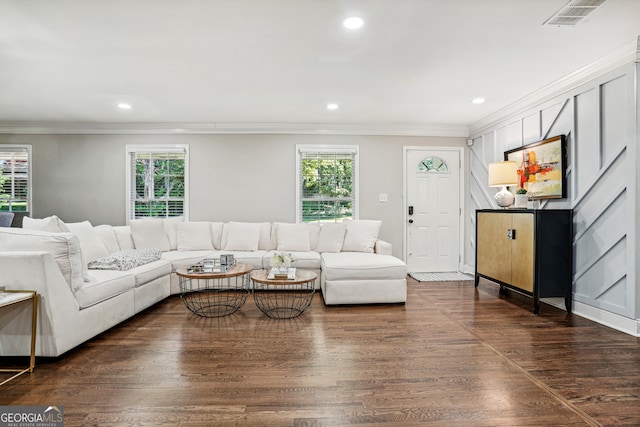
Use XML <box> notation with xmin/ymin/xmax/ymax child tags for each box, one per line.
<box><xmin>181</xmin><ymin>288</ymin><xmax>249</xmax><ymax>317</ymax></box>
<box><xmin>253</xmin><ymin>286</ymin><xmax>314</xmax><ymax>319</ymax></box>
<box><xmin>177</xmin><ymin>263</ymin><xmax>253</xmax><ymax>317</ymax></box>
<box><xmin>250</xmin><ymin>269</ymin><xmax>317</xmax><ymax>319</ymax></box>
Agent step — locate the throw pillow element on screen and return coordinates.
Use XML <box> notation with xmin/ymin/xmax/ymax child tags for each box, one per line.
<box><xmin>113</xmin><ymin>226</ymin><xmax>135</xmax><ymax>250</ymax></box>
<box><xmin>65</xmin><ymin>221</ymin><xmax>110</xmax><ymax>263</ymax></box>
<box><xmin>276</xmin><ymin>223</ymin><xmax>311</xmax><ymax>252</ymax></box>
<box><xmin>177</xmin><ymin>222</ymin><xmax>214</xmax><ymax>251</ymax></box>
<box><xmin>130</xmin><ymin>219</ymin><xmax>171</xmax><ymax>252</ymax></box>
<box><xmin>223</xmin><ymin>222</ymin><xmax>260</xmax><ymax>251</ymax></box>
<box><xmin>94</xmin><ymin>225</ymin><xmax>121</xmax><ymax>254</ymax></box>
<box><xmin>341</xmin><ymin>220</ymin><xmax>382</xmax><ymax>253</ymax></box>
<box><xmin>211</xmin><ymin>222</ymin><xmax>224</xmax><ymax>249</ymax></box>
<box><xmin>316</xmin><ymin>222</ymin><xmax>346</xmax><ymax>253</ymax></box>
<box><xmin>308</xmin><ymin>223</ymin><xmax>321</xmax><ymax>251</ymax></box>
<box><xmin>22</xmin><ymin>215</ymin><xmax>69</xmax><ymax>233</ymax></box>
<box><xmin>64</xmin><ymin>221</ymin><xmax>107</xmax><ymax>282</ymax></box>
<box><xmin>163</xmin><ymin>216</ymin><xmax>185</xmax><ymax>250</ymax></box>
<box><xmin>257</xmin><ymin>222</ymin><xmax>274</xmax><ymax>250</ymax></box>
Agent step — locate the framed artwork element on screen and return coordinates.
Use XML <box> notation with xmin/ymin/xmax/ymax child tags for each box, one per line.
<box><xmin>504</xmin><ymin>135</ymin><xmax>567</xmax><ymax>199</ymax></box>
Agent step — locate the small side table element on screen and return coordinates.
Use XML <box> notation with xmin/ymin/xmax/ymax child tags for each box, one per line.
<box><xmin>251</xmin><ymin>269</ymin><xmax>316</xmax><ymax>319</ymax></box>
<box><xmin>176</xmin><ymin>263</ymin><xmax>252</xmax><ymax>317</ymax></box>
<box><xmin>0</xmin><ymin>290</ymin><xmax>38</xmax><ymax>386</ymax></box>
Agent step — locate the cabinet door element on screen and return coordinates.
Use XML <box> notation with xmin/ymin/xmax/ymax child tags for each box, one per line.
<box><xmin>477</xmin><ymin>212</ymin><xmax>512</xmax><ymax>283</ymax></box>
<box><xmin>510</xmin><ymin>213</ymin><xmax>534</xmax><ymax>292</ymax></box>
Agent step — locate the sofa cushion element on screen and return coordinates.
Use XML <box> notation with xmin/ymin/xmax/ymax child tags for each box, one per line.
<box><xmin>211</xmin><ymin>222</ymin><xmax>224</xmax><ymax>249</ymax></box>
<box><xmin>74</xmin><ymin>270</ymin><xmax>135</xmax><ymax>309</ymax></box>
<box><xmin>130</xmin><ymin>219</ymin><xmax>171</xmax><ymax>252</ymax></box>
<box><xmin>222</xmin><ymin>222</ymin><xmax>272</xmax><ymax>250</ymax></box>
<box><xmin>65</xmin><ymin>220</ymin><xmax>110</xmax><ymax>282</ymax></box>
<box><xmin>316</xmin><ymin>223</ymin><xmax>346</xmax><ymax>253</ymax></box>
<box><xmin>342</xmin><ymin>220</ymin><xmax>381</xmax><ymax>253</ymax></box>
<box><xmin>127</xmin><ymin>259</ymin><xmax>172</xmax><ymax>288</ymax></box>
<box><xmin>161</xmin><ymin>250</ymin><xmax>217</xmax><ymax>272</ymax></box>
<box><xmin>308</xmin><ymin>223</ymin><xmax>321</xmax><ymax>251</ymax></box>
<box><xmin>94</xmin><ymin>225</ymin><xmax>121</xmax><ymax>254</ymax></box>
<box><xmin>23</xmin><ymin>215</ymin><xmax>69</xmax><ymax>233</ymax></box>
<box><xmin>276</xmin><ymin>223</ymin><xmax>311</xmax><ymax>252</ymax></box>
<box><xmin>263</xmin><ymin>250</ymin><xmax>321</xmax><ymax>270</ymax></box>
<box><xmin>0</xmin><ymin>228</ymin><xmax>86</xmax><ymax>292</ymax></box>
<box><xmin>257</xmin><ymin>222</ymin><xmax>274</xmax><ymax>250</ymax></box>
<box><xmin>65</xmin><ymin>221</ymin><xmax>110</xmax><ymax>263</ymax></box>
<box><xmin>113</xmin><ymin>226</ymin><xmax>135</xmax><ymax>250</ymax></box>
<box><xmin>163</xmin><ymin>216</ymin><xmax>185</xmax><ymax>250</ymax></box>
<box><xmin>321</xmin><ymin>252</ymin><xmax>407</xmax><ymax>281</ymax></box>
<box><xmin>223</xmin><ymin>222</ymin><xmax>260</xmax><ymax>251</ymax></box>
<box><xmin>177</xmin><ymin>222</ymin><xmax>214</xmax><ymax>251</ymax></box>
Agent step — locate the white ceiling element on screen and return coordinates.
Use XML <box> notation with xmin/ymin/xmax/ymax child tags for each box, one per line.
<box><xmin>1</xmin><ymin>0</ymin><xmax>639</xmax><ymax>134</ymax></box>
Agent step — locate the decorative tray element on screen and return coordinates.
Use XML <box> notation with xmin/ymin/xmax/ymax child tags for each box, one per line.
<box><xmin>187</xmin><ymin>258</ymin><xmax>235</xmax><ymax>274</ymax></box>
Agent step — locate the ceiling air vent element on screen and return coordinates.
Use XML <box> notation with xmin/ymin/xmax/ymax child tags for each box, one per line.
<box><xmin>543</xmin><ymin>0</ymin><xmax>609</xmax><ymax>26</ymax></box>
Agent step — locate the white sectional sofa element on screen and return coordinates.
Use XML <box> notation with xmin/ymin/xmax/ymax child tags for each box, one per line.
<box><xmin>0</xmin><ymin>216</ymin><xmax>407</xmax><ymax>357</ymax></box>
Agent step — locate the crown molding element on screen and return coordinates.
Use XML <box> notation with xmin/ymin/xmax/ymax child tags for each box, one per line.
<box><xmin>470</xmin><ymin>36</ymin><xmax>640</xmax><ymax>136</ymax></box>
<box><xmin>0</xmin><ymin>121</ymin><xmax>469</xmax><ymax>138</ymax></box>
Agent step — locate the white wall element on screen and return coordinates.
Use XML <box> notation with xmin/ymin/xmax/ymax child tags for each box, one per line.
<box><xmin>0</xmin><ymin>133</ymin><xmax>466</xmax><ymax>258</ymax></box>
<box><xmin>467</xmin><ymin>61</ymin><xmax>639</xmax><ymax>336</ymax></box>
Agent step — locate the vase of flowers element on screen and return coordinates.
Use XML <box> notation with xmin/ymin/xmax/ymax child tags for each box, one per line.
<box><xmin>270</xmin><ymin>252</ymin><xmax>294</xmax><ymax>271</ymax></box>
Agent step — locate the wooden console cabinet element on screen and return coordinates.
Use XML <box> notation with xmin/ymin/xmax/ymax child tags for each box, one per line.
<box><xmin>475</xmin><ymin>209</ymin><xmax>573</xmax><ymax>314</ymax></box>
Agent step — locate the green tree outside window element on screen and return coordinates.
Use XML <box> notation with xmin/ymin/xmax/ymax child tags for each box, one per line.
<box><xmin>300</xmin><ymin>152</ymin><xmax>354</xmax><ymax>223</ymax></box>
<box><xmin>131</xmin><ymin>150</ymin><xmax>186</xmax><ymax>219</ymax></box>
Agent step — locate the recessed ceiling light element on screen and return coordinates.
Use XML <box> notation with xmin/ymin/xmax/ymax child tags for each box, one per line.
<box><xmin>327</xmin><ymin>103</ymin><xmax>339</xmax><ymax>110</ymax></box>
<box><xmin>117</xmin><ymin>103</ymin><xmax>132</xmax><ymax>110</ymax></box>
<box><xmin>471</xmin><ymin>98</ymin><xmax>485</xmax><ymax>105</ymax></box>
<box><xmin>343</xmin><ymin>16</ymin><xmax>364</xmax><ymax>30</ymax></box>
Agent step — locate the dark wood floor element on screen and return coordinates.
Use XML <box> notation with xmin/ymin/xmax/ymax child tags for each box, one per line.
<box><xmin>2</xmin><ymin>277</ymin><xmax>639</xmax><ymax>426</ymax></box>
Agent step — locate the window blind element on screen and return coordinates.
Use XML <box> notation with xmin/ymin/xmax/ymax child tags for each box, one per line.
<box><xmin>0</xmin><ymin>146</ymin><xmax>30</xmax><ymax>213</ymax></box>
<box><xmin>296</xmin><ymin>146</ymin><xmax>358</xmax><ymax>223</ymax></box>
<box><xmin>127</xmin><ymin>146</ymin><xmax>188</xmax><ymax>220</ymax></box>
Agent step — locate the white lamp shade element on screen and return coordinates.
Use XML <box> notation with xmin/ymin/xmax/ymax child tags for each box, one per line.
<box><xmin>488</xmin><ymin>161</ymin><xmax>518</xmax><ymax>187</ymax></box>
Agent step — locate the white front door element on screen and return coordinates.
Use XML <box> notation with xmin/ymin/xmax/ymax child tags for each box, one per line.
<box><xmin>405</xmin><ymin>149</ymin><xmax>461</xmax><ymax>273</ymax></box>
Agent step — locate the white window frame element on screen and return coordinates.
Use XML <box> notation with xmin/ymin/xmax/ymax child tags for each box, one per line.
<box><xmin>125</xmin><ymin>145</ymin><xmax>189</xmax><ymax>223</ymax></box>
<box><xmin>0</xmin><ymin>144</ymin><xmax>32</xmax><ymax>215</ymax></box>
<box><xmin>295</xmin><ymin>144</ymin><xmax>359</xmax><ymax>223</ymax></box>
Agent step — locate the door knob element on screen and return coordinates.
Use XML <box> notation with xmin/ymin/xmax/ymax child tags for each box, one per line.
<box><xmin>408</xmin><ymin>219</ymin><xmax>414</xmax><ymax>224</ymax></box>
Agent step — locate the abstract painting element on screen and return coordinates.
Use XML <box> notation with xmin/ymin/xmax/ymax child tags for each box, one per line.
<box><xmin>504</xmin><ymin>135</ymin><xmax>567</xmax><ymax>199</ymax></box>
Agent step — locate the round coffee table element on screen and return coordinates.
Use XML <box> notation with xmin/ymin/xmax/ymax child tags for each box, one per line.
<box><xmin>250</xmin><ymin>269</ymin><xmax>317</xmax><ymax>319</ymax></box>
<box><xmin>176</xmin><ymin>263</ymin><xmax>253</xmax><ymax>317</ymax></box>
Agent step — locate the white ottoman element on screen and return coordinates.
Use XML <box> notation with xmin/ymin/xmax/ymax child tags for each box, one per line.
<box><xmin>320</xmin><ymin>252</ymin><xmax>407</xmax><ymax>305</ymax></box>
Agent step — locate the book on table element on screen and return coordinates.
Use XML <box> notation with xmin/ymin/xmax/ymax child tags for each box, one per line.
<box><xmin>267</xmin><ymin>268</ymin><xmax>296</xmax><ymax>280</ymax></box>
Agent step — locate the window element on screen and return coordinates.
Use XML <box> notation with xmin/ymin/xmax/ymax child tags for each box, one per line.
<box><xmin>296</xmin><ymin>145</ymin><xmax>358</xmax><ymax>223</ymax></box>
<box><xmin>126</xmin><ymin>145</ymin><xmax>189</xmax><ymax>221</ymax></box>
<box><xmin>0</xmin><ymin>145</ymin><xmax>31</xmax><ymax>213</ymax></box>
<box><xmin>418</xmin><ymin>156</ymin><xmax>448</xmax><ymax>173</ymax></box>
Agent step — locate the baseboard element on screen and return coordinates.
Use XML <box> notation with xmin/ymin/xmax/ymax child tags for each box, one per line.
<box><xmin>571</xmin><ymin>301</ymin><xmax>640</xmax><ymax>337</ymax></box>
<box><xmin>464</xmin><ymin>268</ymin><xmax>639</xmax><ymax>337</ymax></box>
<box><xmin>507</xmin><ymin>296</ymin><xmax>640</xmax><ymax>338</ymax></box>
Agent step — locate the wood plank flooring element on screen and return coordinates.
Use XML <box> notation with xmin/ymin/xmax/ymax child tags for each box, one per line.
<box><xmin>2</xmin><ymin>277</ymin><xmax>639</xmax><ymax>426</ymax></box>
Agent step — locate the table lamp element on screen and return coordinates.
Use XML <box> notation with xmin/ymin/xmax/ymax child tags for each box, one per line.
<box><xmin>488</xmin><ymin>161</ymin><xmax>518</xmax><ymax>208</ymax></box>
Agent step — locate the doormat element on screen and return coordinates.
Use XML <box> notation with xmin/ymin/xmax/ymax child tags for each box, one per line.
<box><xmin>409</xmin><ymin>272</ymin><xmax>474</xmax><ymax>282</ymax></box>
